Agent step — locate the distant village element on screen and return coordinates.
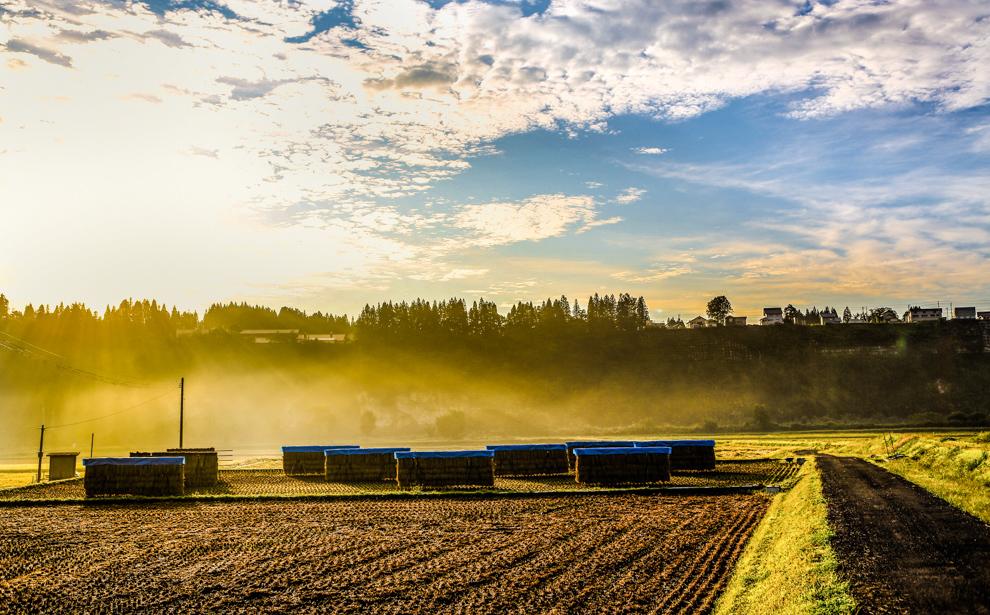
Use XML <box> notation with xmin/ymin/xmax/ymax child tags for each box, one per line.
<box><xmin>682</xmin><ymin>305</ymin><xmax>990</xmax><ymax>329</ymax></box>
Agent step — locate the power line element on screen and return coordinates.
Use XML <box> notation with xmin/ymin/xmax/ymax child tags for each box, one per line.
<box><xmin>45</xmin><ymin>389</ymin><xmax>175</xmax><ymax>430</ymax></box>
<box><xmin>0</xmin><ymin>331</ymin><xmax>150</xmax><ymax>388</ymax></box>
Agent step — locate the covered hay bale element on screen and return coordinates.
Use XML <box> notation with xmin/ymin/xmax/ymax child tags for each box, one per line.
<box><xmin>564</xmin><ymin>440</ymin><xmax>635</xmax><ymax>470</ymax></box>
<box><xmin>394</xmin><ymin>451</ymin><xmax>494</xmax><ymax>489</ymax></box>
<box><xmin>486</xmin><ymin>444</ymin><xmax>569</xmax><ymax>476</ymax></box>
<box><xmin>633</xmin><ymin>440</ymin><xmax>716</xmax><ymax>470</ymax></box>
<box><xmin>164</xmin><ymin>449</ymin><xmax>219</xmax><ymax>487</ymax></box>
<box><xmin>574</xmin><ymin>447</ymin><xmax>671</xmax><ymax>486</ymax></box>
<box><xmin>324</xmin><ymin>448</ymin><xmax>410</xmax><ymax>482</ymax></box>
<box><xmin>282</xmin><ymin>445</ymin><xmax>359</xmax><ymax>476</ymax></box>
<box><xmin>131</xmin><ymin>449</ymin><xmax>219</xmax><ymax>487</ymax></box>
<box><xmin>83</xmin><ymin>457</ymin><xmax>185</xmax><ymax>497</ymax></box>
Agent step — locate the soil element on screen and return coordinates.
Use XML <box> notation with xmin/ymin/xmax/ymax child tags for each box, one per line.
<box><xmin>0</xmin><ymin>494</ymin><xmax>767</xmax><ymax>613</ymax></box>
<box><xmin>818</xmin><ymin>455</ymin><xmax>990</xmax><ymax>614</ymax></box>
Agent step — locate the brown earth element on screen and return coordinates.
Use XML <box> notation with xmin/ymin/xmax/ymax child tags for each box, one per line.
<box><xmin>818</xmin><ymin>455</ymin><xmax>990</xmax><ymax>614</ymax></box>
<box><xmin>0</xmin><ymin>494</ymin><xmax>767</xmax><ymax>613</ymax></box>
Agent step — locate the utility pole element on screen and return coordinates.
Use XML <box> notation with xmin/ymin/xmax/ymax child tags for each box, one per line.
<box><xmin>179</xmin><ymin>377</ymin><xmax>185</xmax><ymax>449</ymax></box>
<box><xmin>89</xmin><ymin>433</ymin><xmax>94</xmax><ymax>459</ymax></box>
<box><xmin>37</xmin><ymin>424</ymin><xmax>45</xmax><ymax>483</ymax></box>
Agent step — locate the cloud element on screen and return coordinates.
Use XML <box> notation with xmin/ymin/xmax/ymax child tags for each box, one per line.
<box><xmin>453</xmin><ymin>194</ymin><xmax>601</xmax><ymax>246</ymax></box>
<box><xmin>57</xmin><ymin>29</ymin><xmax>116</xmax><ymax>43</ymax></box>
<box><xmin>633</xmin><ymin>147</ymin><xmax>668</xmax><ymax>155</ymax></box>
<box><xmin>613</xmin><ymin>264</ymin><xmax>692</xmax><ymax>284</ymax></box>
<box><xmin>365</xmin><ymin>62</ymin><xmax>457</xmax><ymax>91</ymax></box>
<box><xmin>584</xmin><ymin>181</ymin><xmax>603</xmax><ymax>189</ymax></box>
<box><xmin>615</xmin><ymin>187</ymin><xmax>645</xmax><ymax>204</ymax></box>
<box><xmin>4</xmin><ymin>39</ymin><xmax>72</xmax><ymax>67</ymax></box>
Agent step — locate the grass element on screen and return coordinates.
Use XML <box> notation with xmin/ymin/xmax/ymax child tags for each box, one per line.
<box><xmin>0</xmin><ymin>470</ymin><xmax>42</xmax><ymax>489</ymax></box>
<box><xmin>714</xmin><ymin>459</ymin><xmax>855</xmax><ymax>615</ymax></box>
<box><xmin>860</xmin><ymin>432</ymin><xmax>990</xmax><ymax>523</ymax></box>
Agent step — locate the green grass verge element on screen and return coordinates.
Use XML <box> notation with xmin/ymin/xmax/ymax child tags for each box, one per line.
<box><xmin>714</xmin><ymin>460</ymin><xmax>855</xmax><ymax>615</ymax></box>
<box><xmin>863</xmin><ymin>432</ymin><xmax>990</xmax><ymax>523</ymax></box>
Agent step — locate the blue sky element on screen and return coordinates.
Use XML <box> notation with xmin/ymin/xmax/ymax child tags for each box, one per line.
<box><xmin>2</xmin><ymin>0</ymin><xmax>989</xmax><ymax>319</ymax></box>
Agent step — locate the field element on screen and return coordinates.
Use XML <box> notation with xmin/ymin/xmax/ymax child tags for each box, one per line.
<box><xmin>0</xmin><ymin>493</ymin><xmax>768</xmax><ymax>613</ymax></box>
<box><xmin>0</xmin><ymin>460</ymin><xmax>798</xmax><ymax>503</ymax></box>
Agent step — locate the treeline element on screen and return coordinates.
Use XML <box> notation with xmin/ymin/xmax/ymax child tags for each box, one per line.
<box><xmin>355</xmin><ymin>293</ymin><xmax>651</xmax><ymax>340</ymax></box>
<box><xmin>0</xmin><ymin>292</ymin><xmax>652</xmax><ymax>341</ymax></box>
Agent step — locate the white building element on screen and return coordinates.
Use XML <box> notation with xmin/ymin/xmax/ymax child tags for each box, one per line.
<box><xmin>903</xmin><ymin>307</ymin><xmax>942</xmax><ymax>323</ymax></box>
<box><xmin>760</xmin><ymin>307</ymin><xmax>784</xmax><ymax>325</ymax></box>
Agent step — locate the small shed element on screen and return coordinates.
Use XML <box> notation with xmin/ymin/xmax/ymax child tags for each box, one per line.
<box><xmin>47</xmin><ymin>452</ymin><xmax>79</xmax><ymax>481</ymax></box>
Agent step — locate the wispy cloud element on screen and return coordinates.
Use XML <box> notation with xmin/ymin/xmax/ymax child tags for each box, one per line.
<box><xmin>615</xmin><ymin>187</ymin><xmax>645</xmax><ymax>204</ymax></box>
<box><xmin>633</xmin><ymin>147</ymin><xmax>668</xmax><ymax>155</ymax></box>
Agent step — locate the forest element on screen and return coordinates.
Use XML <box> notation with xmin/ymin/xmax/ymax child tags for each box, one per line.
<box><xmin>1</xmin><ymin>292</ymin><xmax>988</xmax><ymax>457</ymax></box>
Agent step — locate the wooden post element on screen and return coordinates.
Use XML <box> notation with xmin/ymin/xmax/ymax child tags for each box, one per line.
<box><xmin>90</xmin><ymin>432</ymin><xmax>94</xmax><ymax>459</ymax></box>
<box><xmin>179</xmin><ymin>377</ymin><xmax>184</xmax><ymax>449</ymax></box>
<box><xmin>37</xmin><ymin>424</ymin><xmax>45</xmax><ymax>483</ymax></box>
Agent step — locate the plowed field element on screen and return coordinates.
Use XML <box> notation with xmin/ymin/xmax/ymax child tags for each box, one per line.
<box><xmin>0</xmin><ymin>494</ymin><xmax>768</xmax><ymax>613</ymax></box>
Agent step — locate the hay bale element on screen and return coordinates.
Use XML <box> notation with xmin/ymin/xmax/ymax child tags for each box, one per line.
<box><xmin>485</xmin><ymin>444</ymin><xmax>569</xmax><ymax>476</ymax></box>
<box><xmin>394</xmin><ymin>451</ymin><xmax>495</xmax><ymax>489</ymax></box>
<box><xmin>324</xmin><ymin>448</ymin><xmax>410</xmax><ymax>482</ymax></box>
<box><xmin>574</xmin><ymin>447</ymin><xmax>671</xmax><ymax>485</ymax></box>
<box><xmin>564</xmin><ymin>440</ymin><xmax>635</xmax><ymax>470</ymax></box>
<box><xmin>83</xmin><ymin>457</ymin><xmax>185</xmax><ymax>497</ymax></box>
<box><xmin>164</xmin><ymin>449</ymin><xmax>219</xmax><ymax>487</ymax></box>
<box><xmin>282</xmin><ymin>445</ymin><xmax>359</xmax><ymax>475</ymax></box>
<box><xmin>633</xmin><ymin>440</ymin><xmax>716</xmax><ymax>470</ymax></box>
<box><xmin>130</xmin><ymin>449</ymin><xmax>220</xmax><ymax>487</ymax></box>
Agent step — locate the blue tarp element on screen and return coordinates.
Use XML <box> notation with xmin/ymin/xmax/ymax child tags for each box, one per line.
<box><xmin>564</xmin><ymin>440</ymin><xmax>635</xmax><ymax>448</ymax></box>
<box><xmin>394</xmin><ymin>450</ymin><xmax>494</xmax><ymax>459</ymax></box>
<box><xmin>633</xmin><ymin>440</ymin><xmax>716</xmax><ymax>447</ymax></box>
<box><xmin>572</xmin><ymin>447</ymin><xmax>672</xmax><ymax>457</ymax></box>
<box><xmin>281</xmin><ymin>445</ymin><xmax>360</xmax><ymax>453</ymax></box>
<box><xmin>485</xmin><ymin>444</ymin><xmax>568</xmax><ymax>451</ymax></box>
<box><xmin>83</xmin><ymin>457</ymin><xmax>185</xmax><ymax>466</ymax></box>
<box><xmin>324</xmin><ymin>447</ymin><xmax>410</xmax><ymax>456</ymax></box>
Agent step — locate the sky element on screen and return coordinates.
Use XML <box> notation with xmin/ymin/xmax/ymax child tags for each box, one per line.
<box><xmin>1</xmin><ymin>0</ymin><xmax>989</xmax><ymax>320</ymax></box>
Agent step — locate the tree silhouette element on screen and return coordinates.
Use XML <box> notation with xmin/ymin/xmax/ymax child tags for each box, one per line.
<box><xmin>706</xmin><ymin>295</ymin><xmax>732</xmax><ymax>325</ymax></box>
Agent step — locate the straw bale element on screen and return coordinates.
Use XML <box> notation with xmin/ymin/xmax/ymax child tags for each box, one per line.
<box><xmin>325</xmin><ymin>452</ymin><xmax>397</xmax><ymax>482</ymax></box>
<box><xmin>84</xmin><ymin>463</ymin><xmax>184</xmax><ymax>497</ymax></box>
<box><xmin>283</xmin><ymin>451</ymin><xmax>328</xmax><ymax>476</ymax></box>
<box><xmin>492</xmin><ymin>449</ymin><xmax>568</xmax><ymax>476</ymax></box>
<box><xmin>575</xmin><ymin>452</ymin><xmax>670</xmax><ymax>486</ymax></box>
<box><xmin>396</xmin><ymin>456</ymin><xmax>495</xmax><ymax>489</ymax></box>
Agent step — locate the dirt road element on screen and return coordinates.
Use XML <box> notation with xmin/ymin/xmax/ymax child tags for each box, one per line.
<box><xmin>818</xmin><ymin>455</ymin><xmax>990</xmax><ymax>614</ymax></box>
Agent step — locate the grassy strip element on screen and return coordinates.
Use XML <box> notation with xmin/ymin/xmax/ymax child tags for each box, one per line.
<box><xmin>0</xmin><ymin>483</ymin><xmax>765</xmax><ymax>507</ymax></box>
<box><xmin>863</xmin><ymin>432</ymin><xmax>990</xmax><ymax>523</ymax></box>
<box><xmin>714</xmin><ymin>460</ymin><xmax>855</xmax><ymax>615</ymax></box>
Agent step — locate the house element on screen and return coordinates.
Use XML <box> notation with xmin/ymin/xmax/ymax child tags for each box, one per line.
<box><xmin>978</xmin><ymin>311</ymin><xmax>990</xmax><ymax>321</ymax></box>
<box><xmin>954</xmin><ymin>307</ymin><xmax>976</xmax><ymax>320</ymax></box>
<box><xmin>725</xmin><ymin>315</ymin><xmax>747</xmax><ymax>326</ymax></box>
<box><xmin>903</xmin><ymin>307</ymin><xmax>942</xmax><ymax>323</ymax></box>
<box><xmin>819</xmin><ymin>308</ymin><xmax>841</xmax><ymax>325</ymax></box>
<box><xmin>240</xmin><ymin>329</ymin><xmax>300</xmax><ymax>343</ymax></box>
<box><xmin>847</xmin><ymin>317</ymin><xmax>867</xmax><ymax>324</ymax></box>
<box><xmin>687</xmin><ymin>315</ymin><xmax>710</xmax><ymax>329</ymax></box>
<box><xmin>760</xmin><ymin>307</ymin><xmax>784</xmax><ymax>325</ymax></box>
<box><xmin>298</xmin><ymin>333</ymin><xmax>347</xmax><ymax>343</ymax></box>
